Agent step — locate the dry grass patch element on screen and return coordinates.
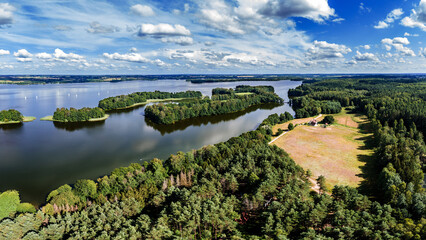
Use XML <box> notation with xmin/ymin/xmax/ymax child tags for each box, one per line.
<box><xmin>272</xmin><ymin>111</ymin><xmax>373</xmax><ymax>189</ymax></box>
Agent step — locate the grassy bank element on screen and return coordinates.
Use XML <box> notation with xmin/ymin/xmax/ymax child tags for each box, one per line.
<box><xmin>41</xmin><ymin>114</ymin><xmax>110</xmax><ymax>122</ymax></box>
<box><xmin>0</xmin><ymin>116</ymin><xmax>36</xmax><ymax>125</ymax></box>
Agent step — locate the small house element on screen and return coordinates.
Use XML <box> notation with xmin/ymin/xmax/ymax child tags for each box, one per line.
<box><xmin>309</xmin><ymin>119</ymin><xmax>318</xmax><ymax>126</ymax></box>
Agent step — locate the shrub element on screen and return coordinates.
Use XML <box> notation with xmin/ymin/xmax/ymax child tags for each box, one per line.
<box><xmin>322</xmin><ymin>115</ymin><xmax>335</xmax><ymax>124</ymax></box>
<box><xmin>288</xmin><ymin>123</ymin><xmax>294</xmax><ymax>130</ymax></box>
<box><xmin>16</xmin><ymin>203</ymin><xmax>36</xmax><ymax>213</ymax></box>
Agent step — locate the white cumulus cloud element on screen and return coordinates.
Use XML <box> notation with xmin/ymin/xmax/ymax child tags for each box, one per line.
<box><xmin>401</xmin><ymin>0</ymin><xmax>426</xmax><ymax>31</ymax></box>
<box><xmin>131</xmin><ymin>4</ymin><xmax>155</xmax><ymax>17</ymax></box>
<box><xmin>306</xmin><ymin>40</ymin><xmax>352</xmax><ymax>60</ymax></box>
<box><xmin>0</xmin><ymin>3</ymin><xmax>15</xmax><ymax>26</ymax></box>
<box><xmin>374</xmin><ymin>8</ymin><xmax>404</xmax><ymax>29</ymax></box>
<box><xmin>354</xmin><ymin>51</ymin><xmax>379</xmax><ymax>62</ymax></box>
<box><xmin>0</xmin><ymin>49</ymin><xmax>10</xmax><ymax>55</ymax></box>
<box><xmin>103</xmin><ymin>52</ymin><xmax>151</xmax><ymax>63</ymax></box>
<box><xmin>14</xmin><ymin>49</ymin><xmax>33</xmax><ymax>62</ymax></box>
<box><xmin>138</xmin><ymin>23</ymin><xmax>191</xmax><ymax>37</ymax></box>
<box><xmin>35</xmin><ymin>52</ymin><xmax>52</xmax><ymax>59</ymax></box>
<box><xmin>381</xmin><ymin>37</ymin><xmax>415</xmax><ymax>56</ymax></box>
<box><xmin>259</xmin><ymin>0</ymin><xmax>335</xmax><ymax>22</ymax></box>
<box><xmin>53</xmin><ymin>49</ymin><xmax>84</xmax><ymax>60</ymax></box>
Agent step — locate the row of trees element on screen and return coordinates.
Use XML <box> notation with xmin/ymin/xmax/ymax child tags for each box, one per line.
<box><xmin>0</xmin><ymin>109</ymin><xmax>23</xmax><ymax>122</ymax></box>
<box><xmin>52</xmin><ymin>107</ymin><xmax>105</xmax><ymax>122</ymax></box>
<box><xmin>290</xmin><ymin>96</ymin><xmax>342</xmax><ymax>118</ymax></box>
<box><xmin>98</xmin><ymin>90</ymin><xmax>202</xmax><ymax>111</ymax></box>
<box><xmin>257</xmin><ymin>111</ymin><xmax>294</xmax><ymax>135</ymax></box>
<box><xmin>289</xmin><ymin>78</ymin><xmax>426</xmax><ymax>136</ymax></box>
<box><xmin>145</xmin><ymin>86</ymin><xmax>284</xmax><ymax>124</ymax></box>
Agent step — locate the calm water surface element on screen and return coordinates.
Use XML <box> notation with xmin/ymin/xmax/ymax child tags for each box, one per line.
<box><xmin>0</xmin><ymin>80</ymin><xmax>301</xmax><ymax>205</ymax></box>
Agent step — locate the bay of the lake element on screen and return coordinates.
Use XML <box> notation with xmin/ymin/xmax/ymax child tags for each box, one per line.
<box><xmin>0</xmin><ymin>80</ymin><xmax>301</xmax><ymax>205</ymax></box>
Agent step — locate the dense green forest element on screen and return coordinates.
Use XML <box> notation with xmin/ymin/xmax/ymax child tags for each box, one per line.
<box><xmin>98</xmin><ymin>91</ymin><xmax>202</xmax><ymax>111</ymax></box>
<box><xmin>1</xmin><ymin>78</ymin><xmax>425</xmax><ymax>239</ymax></box>
<box><xmin>289</xmin><ymin>79</ymin><xmax>426</xmax><ymax>223</ymax></box>
<box><xmin>1</xmin><ymin>109</ymin><xmax>425</xmax><ymax>239</ymax></box>
<box><xmin>145</xmin><ymin>86</ymin><xmax>283</xmax><ymax>125</ymax></box>
<box><xmin>0</xmin><ymin>109</ymin><xmax>24</xmax><ymax>123</ymax></box>
<box><xmin>52</xmin><ymin>107</ymin><xmax>106</xmax><ymax>122</ymax></box>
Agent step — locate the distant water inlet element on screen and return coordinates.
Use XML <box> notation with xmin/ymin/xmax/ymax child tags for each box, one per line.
<box><xmin>0</xmin><ymin>80</ymin><xmax>301</xmax><ymax>205</ymax></box>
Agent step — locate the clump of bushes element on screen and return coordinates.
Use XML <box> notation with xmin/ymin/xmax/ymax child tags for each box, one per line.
<box><xmin>0</xmin><ymin>109</ymin><xmax>23</xmax><ymax>122</ymax></box>
<box><xmin>322</xmin><ymin>115</ymin><xmax>335</xmax><ymax>124</ymax></box>
<box><xmin>288</xmin><ymin>123</ymin><xmax>295</xmax><ymax>130</ymax></box>
<box><xmin>53</xmin><ymin>107</ymin><xmax>105</xmax><ymax>122</ymax></box>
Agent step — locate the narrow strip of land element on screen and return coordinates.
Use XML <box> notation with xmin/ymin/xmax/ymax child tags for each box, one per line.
<box><xmin>0</xmin><ymin>116</ymin><xmax>36</xmax><ymax>125</ymax></box>
<box><xmin>40</xmin><ymin>114</ymin><xmax>110</xmax><ymax>122</ymax></box>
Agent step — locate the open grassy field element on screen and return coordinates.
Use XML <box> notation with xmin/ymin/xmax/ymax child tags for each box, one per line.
<box><xmin>271</xmin><ymin>109</ymin><xmax>373</xmax><ymax>189</ymax></box>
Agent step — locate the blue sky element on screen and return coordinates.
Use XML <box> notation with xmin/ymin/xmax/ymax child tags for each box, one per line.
<box><xmin>0</xmin><ymin>0</ymin><xmax>425</xmax><ymax>74</ymax></box>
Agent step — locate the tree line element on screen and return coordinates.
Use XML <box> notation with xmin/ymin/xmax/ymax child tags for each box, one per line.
<box><xmin>0</xmin><ymin>109</ymin><xmax>23</xmax><ymax>122</ymax></box>
<box><xmin>52</xmin><ymin>107</ymin><xmax>105</xmax><ymax>122</ymax></box>
<box><xmin>98</xmin><ymin>90</ymin><xmax>202</xmax><ymax>111</ymax></box>
<box><xmin>145</xmin><ymin>86</ymin><xmax>284</xmax><ymax>125</ymax></box>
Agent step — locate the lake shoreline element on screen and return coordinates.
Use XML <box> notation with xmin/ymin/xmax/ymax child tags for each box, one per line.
<box><xmin>108</xmin><ymin>98</ymin><xmax>196</xmax><ymax>111</ymax></box>
<box><xmin>40</xmin><ymin>114</ymin><xmax>110</xmax><ymax>123</ymax></box>
<box><xmin>0</xmin><ymin>116</ymin><xmax>36</xmax><ymax>125</ymax></box>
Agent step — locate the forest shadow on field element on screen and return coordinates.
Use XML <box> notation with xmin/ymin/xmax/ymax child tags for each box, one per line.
<box><xmin>145</xmin><ymin>103</ymin><xmax>281</xmax><ymax>135</ymax></box>
<box><xmin>355</xmin><ymin>119</ymin><xmax>379</xmax><ymax>198</ymax></box>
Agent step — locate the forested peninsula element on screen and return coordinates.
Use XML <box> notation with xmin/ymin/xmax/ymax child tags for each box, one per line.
<box><xmin>98</xmin><ymin>90</ymin><xmax>202</xmax><ymax>111</ymax></box>
<box><xmin>145</xmin><ymin>85</ymin><xmax>284</xmax><ymax>125</ymax></box>
<box><xmin>0</xmin><ymin>109</ymin><xmax>36</xmax><ymax>125</ymax></box>
<box><xmin>0</xmin><ymin>78</ymin><xmax>425</xmax><ymax>239</ymax></box>
<box><xmin>41</xmin><ymin>107</ymin><xmax>108</xmax><ymax>123</ymax></box>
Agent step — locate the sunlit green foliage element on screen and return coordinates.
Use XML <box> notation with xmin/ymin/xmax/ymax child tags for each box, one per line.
<box><xmin>0</xmin><ymin>109</ymin><xmax>23</xmax><ymax>122</ymax></box>
<box><xmin>98</xmin><ymin>90</ymin><xmax>202</xmax><ymax>111</ymax></box>
<box><xmin>145</xmin><ymin>86</ymin><xmax>284</xmax><ymax>124</ymax></box>
<box><xmin>52</xmin><ymin>107</ymin><xmax>105</xmax><ymax>122</ymax></box>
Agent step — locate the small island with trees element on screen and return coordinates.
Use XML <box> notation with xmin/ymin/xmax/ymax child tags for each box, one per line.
<box><xmin>145</xmin><ymin>85</ymin><xmax>284</xmax><ymax>125</ymax></box>
<box><xmin>41</xmin><ymin>107</ymin><xmax>109</xmax><ymax>123</ymax></box>
<box><xmin>0</xmin><ymin>109</ymin><xmax>36</xmax><ymax>125</ymax></box>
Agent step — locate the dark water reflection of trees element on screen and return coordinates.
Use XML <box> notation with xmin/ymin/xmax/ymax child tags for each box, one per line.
<box><xmin>145</xmin><ymin>103</ymin><xmax>281</xmax><ymax>135</ymax></box>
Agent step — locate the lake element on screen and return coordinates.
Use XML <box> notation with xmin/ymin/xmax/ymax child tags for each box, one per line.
<box><xmin>0</xmin><ymin>80</ymin><xmax>301</xmax><ymax>205</ymax></box>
